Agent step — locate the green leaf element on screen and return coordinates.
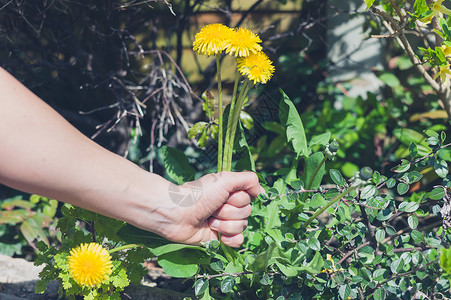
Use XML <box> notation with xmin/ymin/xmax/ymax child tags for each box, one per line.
<box><xmin>373</xmin><ymin>268</ymin><xmax>389</xmax><ymax>282</ymax></box>
<box><xmin>426</xmin><ymin>237</ymin><xmax>441</xmax><ymax>248</ymax></box>
<box><xmin>0</xmin><ymin>242</ymin><xmax>22</xmax><ymax>256</ymax></box>
<box><xmin>0</xmin><ymin>209</ymin><xmax>29</xmax><ymax>224</ymax></box>
<box><xmin>202</xmin><ymin>90</ymin><xmax>215</xmax><ymax>119</ymax></box>
<box><xmin>407</xmin><ymin>171</ymin><xmax>423</xmax><ymax>183</ymax></box>
<box><xmin>330</xmin><ymin>169</ymin><xmax>345</xmax><ymax>186</ymax></box>
<box><xmin>35</xmin><ymin>280</ymin><xmax>48</xmax><ymax>294</ymax></box>
<box><xmin>210</xmin><ymin>260</ymin><xmax>224</xmax><ymax>272</ymax></box>
<box><xmin>259</xmin><ymin>273</ymin><xmax>271</xmax><ymax>285</ymax></box>
<box><xmin>220</xmin><ymin>276</ymin><xmax>235</xmax><ymax>293</ymax></box>
<box><xmin>434</xmin><ymin>159</ymin><xmax>449</xmax><ymax>178</ymax></box>
<box><xmin>43</xmin><ymin>199</ymin><xmax>58</xmax><ymax>218</ymax></box>
<box><xmin>20</xmin><ymin>216</ymin><xmax>49</xmax><ymax>246</ymax></box>
<box><xmin>408</xmin><ymin>215</ymin><xmax>419</xmax><ymax>229</ymax></box>
<box><xmin>390</xmin><ymin>258</ymin><xmax>404</xmax><ymax>274</ymax></box>
<box><xmin>252</xmin><ymin>242</ymin><xmax>277</xmax><ymax>272</ymax></box>
<box><xmin>117</xmin><ymin>224</ymin><xmax>170</xmax><ymax>248</ymax></box>
<box><xmin>393</xmin><ymin>128</ymin><xmax>429</xmax><ymax>153</ymax></box>
<box><xmin>428</xmin><ymin>187</ymin><xmax>445</xmax><ymax>200</ymax></box>
<box><xmin>426</xmin><ymin>136</ymin><xmax>439</xmax><ymax>146</ymax></box>
<box><xmin>235</xmin><ymin>123</ymin><xmax>256</xmax><ymax>172</ymax></box>
<box><xmin>266</xmin><ymin>200</ymin><xmax>282</xmax><ymax>229</ymax></box>
<box><xmin>301</xmin><ymin>152</ymin><xmax>326</xmax><ymax>190</ymax></box>
<box><xmin>194</xmin><ymin>278</ymin><xmax>209</xmax><ymax>296</ymax></box>
<box><xmin>308</xmin><ymin>237</ymin><xmax>321</xmax><ymax>251</ymax></box>
<box><xmin>308</xmin><ymin>193</ymin><xmax>327</xmax><ymax>208</ymax></box>
<box><xmin>441</xmin><ymin>247</ymin><xmax>451</xmax><ymax>274</ymax></box>
<box><xmin>373</xmin><ymin>287</ymin><xmax>386</xmax><ymax>300</ymax></box>
<box><xmin>399</xmin><ymin>201</ymin><xmax>419</xmax><ymax>213</ymax></box>
<box><xmin>386</xmin><ymin>178</ymin><xmax>396</xmax><ymax>189</ymax></box>
<box><xmin>339</xmin><ymin>284</ymin><xmax>351</xmax><ymax>300</ymax></box>
<box><xmin>275</xmin><ymin>261</ymin><xmax>298</xmax><ymax>277</ymax></box>
<box><xmin>111</xmin><ymin>267</ymin><xmax>129</xmax><ymax>289</ymax></box>
<box><xmin>424</xmin><ymin>129</ymin><xmax>439</xmax><ymax>138</ymax></box>
<box><xmin>161</xmin><ymin>146</ymin><xmax>195</xmax><ymax>184</ymax></box>
<box><xmin>309</xmin><ymin>132</ymin><xmax>331</xmax><ymax>147</ymax></box>
<box><xmin>414</xmin><ymin>0</ymin><xmax>429</xmax><ymax>15</ymax></box>
<box><xmin>158</xmin><ymin>248</ymin><xmax>208</xmax><ymax>278</ymax></box>
<box><xmin>1</xmin><ymin>198</ymin><xmax>35</xmax><ymax>210</ymax></box>
<box><xmin>279</xmin><ymin>89</ymin><xmax>308</xmax><ymax>157</ymax></box>
<box><xmin>397</xmin><ymin>183</ymin><xmax>409</xmax><ymax>195</ymax></box>
<box><xmin>409</xmin><ymin>142</ymin><xmax>418</xmax><ymax>158</ymax></box>
<box><xmin>151</xmin><ymin>243</ymin><xmax>205</xmax><ymax>256</ymax></box>
<box><xmin>361</xmin><ymin>185</ymin><xmax>376</xmax><ymax>200</ymax></box>
<box><xmin>376</xmin><ymin>209</ymin><xmax>393</xmax><ymax>221</ymax></box>
<box><xmin>304</xmin><ymin>251</ymin><xmax>324</xmax><ymax>274</ymax></box>
<box><xmin>188</xmin><ymin>122</ymin><xmax>208</xmax><ymax>140</ymax></box>
<box><xmin>411</xmin><ymin>230</ymin><xmax>425</xmax><ymax>243</ymax></box>
<box><xmin>375</xmin><ymin>228</ymin><xmax>386</xmax><ymax>243</ymax></box>
<box><xmin>395</xmin><ymin>160</ymin><xmax>411</xmax><ymax>173</ymax></box>
<box><xmin>342</xmin><ymin>162</ymin><xmax>360</xmax><ymax>179</ymax></box>
<box><xmin>240</xmin><ymin>111</ymin><xmax>254</xmax><ymax>130</ymax></box>
<box><xmin>372</xmin><ymin>171</ymin><xmax>381</xmax><ymax>185</ymax></box>
<box><xmin>364</xmin><ymin>0</ymin><xmax>376</xmax><ymax>10</ymax></box>
<box><xmin>379</xmin><ymin>72</ymin><xmax>401</xmax><ymax>88</ymax></box>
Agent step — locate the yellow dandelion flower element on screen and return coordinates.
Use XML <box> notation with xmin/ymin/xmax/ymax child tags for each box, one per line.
<box><xmin>237</xmin><ymin>51</ymin><xmax>275</xmax><ymax>84</ymax></box>
<box><xmin>434</xmin><ymin>64</ymin><xmax>451</xmax><ymax>83</ymax></box>
<box><xmin>193</xmin><ymin>24</ymin><xmax>234</xmax><ymax>56</ymax></box>
<box><xmin>419</xmin><ymin>0</ymin><xmax>451</xmax><ymax>24</ymax></box>
<box><xmin>67</xmin><ymin>243</ymin><xmax>113</xmax><ymax>287</ymax></box>
<box><xmin>225</xmin><ymin>27</ymin><xmax>262</xmax><ymax>57</ymax></box>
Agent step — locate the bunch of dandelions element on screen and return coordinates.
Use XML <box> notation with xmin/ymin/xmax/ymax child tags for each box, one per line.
<box><xmin>192</xmin><ymin>23</ymin><xmax>275</xmax><ymax>173</ymax></box>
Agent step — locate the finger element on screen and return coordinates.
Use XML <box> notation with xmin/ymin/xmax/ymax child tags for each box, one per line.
<box><xmin>221</xmin><ymin>233</ymin><xmax>244</xmax><ymax>248</ymax></box>
<box><xmin>213</xmin><ymin>204</ymin><xmax>251</xmax><ymax>220</ymax></box>
<box><xmin>209</xmin><ymin>218</ymin><xmax>248</xmax><ymax>236</ymax></box>
<box><xmin>218</xmin><ymin>171</ymin><xmax>263</xmax><ymax>198</ymax></box>
<box><xmin>227</xmin><ymin>191</ymin><xmax>252</xmax><ymax>207</ymax></box>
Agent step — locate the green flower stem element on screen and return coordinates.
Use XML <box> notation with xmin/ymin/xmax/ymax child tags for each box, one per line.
<box><xmin>223</xmin><ymin>81</ymin><xmax>251</xmax><ymax>171</ymax></box>
<box><xmin>302</xmin><ymin>185</ymin><xmax>359</xmax><ymax>228</ymax></box>
<box><xmin>216</xmin><ymin>55</ymin><xmax>224</xmax><ymax>172</ymax></box>
<box><xmin>218</xmin><ymin>75</ymin><xmax>250</xmax><ymax>265</ymax></box>
<box><xmin>222</xmin><ymin>72</ymin><xmax>241</xmax><ymax>171</ymax></box>
<box><xmin>219</xmin><ymin>236</ymin><xmax>234</xmax><ymax>261</ymax></box>
<box><xmin>108</xmin><ymin>244</ymin><xmax>140</xmax><ymax>254</ymax></box>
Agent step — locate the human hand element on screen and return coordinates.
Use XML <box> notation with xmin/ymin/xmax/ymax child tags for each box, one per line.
<box><xmin>159</xmin><ymin>171</ymin><xmax>263</xmax><ymax>248</ymax></box>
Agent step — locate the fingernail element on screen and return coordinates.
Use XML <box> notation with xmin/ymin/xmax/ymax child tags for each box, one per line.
<box><xmin>210</xmin><ymin>219</ymin><xmax>220</xmax><ymax>229</ymax></box>
<box><xmin>222</xmin><ymin>236</ymin><xmax>232</xmax><ymax>242</ymax></box>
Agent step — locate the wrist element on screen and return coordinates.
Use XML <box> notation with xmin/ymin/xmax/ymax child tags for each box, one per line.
<box><xmin>120</xmin><ymin>171</ymin><xmax>182</xmax><ymax>239</ymax></box>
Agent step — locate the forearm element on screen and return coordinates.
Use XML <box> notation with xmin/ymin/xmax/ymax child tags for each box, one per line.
<box><xmin>0</xmin><ymin>67</ymin><xmax>172</xmax><ymax>233</ymax></box>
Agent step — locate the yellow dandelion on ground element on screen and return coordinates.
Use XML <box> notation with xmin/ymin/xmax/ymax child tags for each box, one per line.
<box><xmin>237</xmin><ymin>51</ymin><xmax>275</xmax><ymax>84</ymax></box>
<box><xmin>193</xmin><ymin>24</ymin><xmax>234</xmax><ymax>56</ymax></box>
<box><xmin>225</xmin><ymin>27</ymin><xmax>262</xmax><ymax>57</ymax></box>
<box><xmin>67</xmin><ymin>243</ymin><xmax>113</xmax><ymax>287</ymax></box>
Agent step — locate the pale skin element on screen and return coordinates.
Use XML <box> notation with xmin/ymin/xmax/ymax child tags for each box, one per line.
<box><xmin>0</xmin><ymin>67</ymin><xmax>263</xmax><ymax>248</ymax></box>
